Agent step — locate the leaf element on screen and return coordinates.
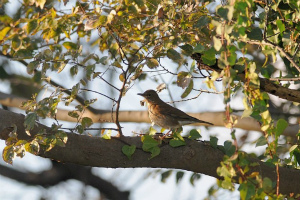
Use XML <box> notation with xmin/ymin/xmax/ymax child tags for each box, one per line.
<box><xmin>194</xmin><ymin>16</ymin><xmax>210</xmax><ymax>29</ymax></box>
<box><xmin>202</xmin><ymin>48</ymin><xmax>216</xmax><ymax>66</ymax></box>
<box><xmin>26</xmin><ymin>19</ymin><xmax>38</xmax><ymax>34</ymax></box>
<box><xmin>275</xmin><ymin>119</ymin><xmax>288</xmax><ymax>138</ymax></box>
<box><xmin>149</xmin><ymin>146</ymin><xmax>160</xmax><ymax>159</ymax></box>
<box><xmin>210</xmin><ymin>136</ymin><xmax>218</xmax><ymax>149</ymax></box>
<box><xmin>256</xmin><ymin>136</ymin><xmax>267</xmax><ymax>147</ymax></box>
<box><xmin>176</xmin><ymin>171</ymin><xmax>184</xmax><ymax>184</ymax></box>
<box><xmin>181</xmin><ymin>79</ymin><xmax>193</xmax><ymax>98</ymax></box>
<box><xmin>82</xmin><ymin>117</ymin><xmax>93</xmax><ymax>128</ymax></box>
<box><xmin>63</xmin><ymin>42</ymin><xmax>77</xmax><ymax>50</ymax></box>
<box><xmin>262</xmin><ymin>177</ymin><xmax>273</xmax><ymax>193</ymax></box>
<box><xmin>0</xmin><ymin>27</ymin><xmax>10</xmax><ymax>40</ymax></box>
<box><xmin>25</xmin><ymin>140</ymin><xmax>40</xmax><ymax>154</ymax></box>
<box><xmin>147</xmin><ymin>58</ymin><xmax>159</xmax><ymax>69</ymax></box>
<box><xmin>122</xmin><ymin>145</ymin><xmax>136</xmax><ymax>159</ymax></box>
<box><xmin>177</xmin><ymin>71</ymin><xmax>191</xmax><ymax>89</ymax></box>
<box><xmin>179</xmin><ymin>44</ymin><xmax>193</xmax><ymax>56</ymax></box>
<box><xmin>239</xmin><ymin>182</ymin><xmax>256</xmax><ymax>200</ymax></box>
<box><xmin>24</xmin><ymin>113</ymin><xmax>37</xmax><ymax>130</ymax></box>
<box><xmin>55</xmin><ymin>131</ymin><xmax>68</xmax><ymax>145</ymax></box>
<box><xmin>189</xmin><ymin>129</ymin><xmax>201</xmax><ymax>140</ymax></box>
<box><xmin>35</xmin><ymin>0</ymin><xmax>46</xmax><ymax>9</ymax></box>
<box><xmin>142</xmin><ymin>135</ymin><xmax>159</xmax><ymax>151</ymax></box>
<box><xmin>276</xmin><ymin>20</ymin><xmax>285</xmax><ymax>33</ymax></box>
<box><xmin>293</xmin><ymin>149</ymin><xmax>300</xmax><ymax>165</ymax></box>
<box><xmin>241</xmin><ymin>108</ymin><xmax>253</xmax><ymax>118</ymax></box>
<box><xmin>27</xmin><ymin>60</ymin><xmax>40</xmax><ymax>74</ymax></box>
<box><xmin>247</xmin><ymin>27</ymin><xmax>263</xmax><ymax>41</ymax></box>
<box><xmin>12</xmin><ymin>35</ymin><xmax>21</xmax><ymax>50</ymax></box>
<box><xmin>2</xmin><ymin>145</ymin><xmax>15</xmax><ymax>165</ymax></box>
<box><xmin>102</xmin><ymin>130</ymin><xmax>112</xmax><ymax>139</ymax></box>
<box><xmin>213</xmin><ymin>36</ymin><xmax>222</xmax><ymax>51</ymax></box>
<box><xmin>169</xmin><ymin>139</ymin><xmax>186</xmax><ymax>147</ymax></box>
<box><xmin>193</xmin><ymin>44</ymin><xmax>205</xmax><ymax>53</ymax></box>
<box><xmin>167</xmin><ymin>48</ymin><xmax>182</xmax><ymax>62</ymax></box>
<box><xmin>224</xmin><ymin>141</ymin><xmax>236</xmax><ymax>157</ymax></box>
<box><xmin>14</xmin><ymin>49</ymin><xmax>32</xmax><ymax>59</ymax></box>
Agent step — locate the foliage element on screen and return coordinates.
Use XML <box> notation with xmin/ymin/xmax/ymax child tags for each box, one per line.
<box><xmin>0</xmin><ymin>0</ymin><xmax>300</xmax><ymax>198</ymax></box>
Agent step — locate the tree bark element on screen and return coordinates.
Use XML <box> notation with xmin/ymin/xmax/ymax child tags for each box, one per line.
<box><xmin>0</xmin><ymin>109</ymin><xmax>300</xmax><ymax>195</ymax></box>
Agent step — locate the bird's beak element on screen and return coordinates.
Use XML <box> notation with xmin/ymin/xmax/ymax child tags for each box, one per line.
<box><xmin>137</xmin><ymin>93</ymin><xmax>144</xmax><ymax>97</ymax></box>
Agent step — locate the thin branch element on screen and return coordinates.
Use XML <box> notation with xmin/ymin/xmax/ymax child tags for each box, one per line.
<box><xmin>269</xmin><ymin>77</ymin><xmax>300</xmax><ymax>82</ymax></box>
<box><xmin>79</xmin><ymin>88</ymin><xmax>117</xmax><ymax>102</ymax></box>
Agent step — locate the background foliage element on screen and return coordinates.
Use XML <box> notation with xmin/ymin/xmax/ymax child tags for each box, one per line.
<box><xmin>1</xmin><ymin>0</ymin><xmax>300</xmax><ymax>199</ymax></box>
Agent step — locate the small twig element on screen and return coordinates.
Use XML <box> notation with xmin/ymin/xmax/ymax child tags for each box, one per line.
<box><xmin>79</xmin><ymin>88</ymin><xmax>117</xmax><ymax>102</ymax></box>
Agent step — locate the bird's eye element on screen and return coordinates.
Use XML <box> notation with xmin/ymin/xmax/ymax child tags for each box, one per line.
<box><xmin>147</xmin><ymin>94</ymin><xmax>151</xmax><ymax>97</ymax></box>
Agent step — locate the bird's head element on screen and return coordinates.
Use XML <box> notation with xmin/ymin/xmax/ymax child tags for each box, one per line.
<box><xmin>137</xmin><ymin>90</ymin><xmax>161</xmax><ymax>103</ymax></box>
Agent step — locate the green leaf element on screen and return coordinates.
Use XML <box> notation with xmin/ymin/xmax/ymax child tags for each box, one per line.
<box><xmin>189</xmin><ymin>129</ymin><xmax>201</xmax><ymax>140</ymax></box>
<box><xmin>55</xmin><ymin>131</ymin><xmax>68</xmax><ymax>146</ymax></box>
<box><xmin>179</xmin><ymin>44</ymin><xmax>193</xmax><ymax>56</ymax></box>
<box><xmin>262</xmin><ymin>177</ymin><xmax>273</xmax><ymax>193</ymax></box>
<box><xmin>247</xmin><ymin>27</ymin><xmax>263</xmax><ymax>41</ymax></box>
<box><xmin>82</xmin><ymin>117</ymin><xmax>93</xmax><ymax>128</ymax></box>
<box><xmin>0</xmin><ymin>27</ymin><xmax>10</xmax><ymax>40</ymax></box>
<box><xmin>2</xmin><ymin>145</ymin><xmax>15</xmax><ymax>165</ymax></box>
<box><xmin>24</xmin><ymin>113</ymin><xmax>37</xmax><ymax>130</ymax></box>
<box><xmin>63</xmin><ymin>42</ymin><xmax>77</xmax><ymax>50</ymax></box>
<box><xmin>167</xmin><ymin>48</ymin><xmax>182</xmax><ymax>62</ymax></box>
<box><xmin>194</xmin><ymin>16</ymin><xmax>210</xmax><ymax>29</ymax></box>
<box><xmin>169</xmin><ymin>139</ymin><xmax>186</xmax><ymax>147</ymax></box>
<box><xmin>202</xmin><ymin>48</ymin><xmax>216</xmax><ymax>66</ymax></box>
<box><xmin>293</xmin><ymin>149</ymin><xmax>300</xmax><ymax>165</ymax></box>
<box><xmin>12</xmin><ymin>35</ymin><xmax>21</xmax><ymax>50</ymax></box>
<box><xmin>142</xmin><ymin>135</ymin><xmax>159</xmax><ymax>151</ymax></box>
<box><xmin>256</xmin><ymin>136</ymin><xmax>267</xmax><ymax>147</ymax></box>
<box><xmin>27</xmin><ymin>61</ymin><xmax>40</xmax><ymax>74</ymax></box>
<box><xmin>193</xmin><ymin>44</ymin><xmax>205</xmax><ymax>53</ymax></box>
<box><xmin>224</xmin><ymin>141</ymin><xmax>236</xmax><ymax>157</ymax></box>
<box><xmin>176</xmin><ymin>171</ymin><xmax>184</xmax><ymax>184</ymax></box>
<box><xmin>210</xmin><ymin>136</ymin><xmax>218</xmax><ymax>149</ymax></box>
<box><xmin>239</xmin><ymin>182</ymin><xmax>256</xmax><ymax>200</ymax></box>
<box><xmin>147</xmin><ymin>58</ymin><xmax>159</xmax><ymax>69</ymax></box>
<box><xmin>14</xmin><ymin>49</ymin><xmax>32</xmax><ymax>59</ymax></box>
<box><xmin>122</xmin><ymin>145</ymin><xmax>136</xmax><ymax>159</ymax></box>
<box><xmin>149</xmin><ymin>146</ymin><xmax>160</xmax><ymax>159</ymax></box>
<box><xmin>27</xmin><ymin>19</ymin><xmax>38</xmax><ymax>34</ymax></box>
<box><xmin>181</xmin><ymin>79</ymin><xmax>193</xmax><ymax>98</ymax></box>
<box><xmin>275</xmin><ymin>119</ymin><xmax>288</xmax><ymax>138</ymax></box>
<box><xmin>276</xmin><ymin>20</ymin><xmax>285</xmax><ymax>33</ymax></box>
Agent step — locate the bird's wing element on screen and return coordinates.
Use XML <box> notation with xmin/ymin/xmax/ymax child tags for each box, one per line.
<box><xmin>156</xmin><ymin>102</ymin><xmax>213</xmax><ymax>125</ymax></box>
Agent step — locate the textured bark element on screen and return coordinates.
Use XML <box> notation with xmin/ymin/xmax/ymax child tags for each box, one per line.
<box><xmin>0</xmin><ymin>109</ymin><xmax>300</xmax><ymax>195</ymax></box>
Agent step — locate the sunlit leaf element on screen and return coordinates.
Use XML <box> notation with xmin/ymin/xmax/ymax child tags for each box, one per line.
<box><xmin>63</xmin><ymin>42</ymin><xmax>77</xmax><ymax>50</ymax></box>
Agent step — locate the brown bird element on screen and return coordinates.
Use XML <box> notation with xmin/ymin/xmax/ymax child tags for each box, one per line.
<box><xmin>138</xmin><ymin>90</ymin><xmax>213</xmax><ymax>132</ymax></box>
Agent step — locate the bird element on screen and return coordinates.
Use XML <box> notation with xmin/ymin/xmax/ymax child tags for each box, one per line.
<box><xmin>138</xmin><ymin>90</ymin><xmax>213</xmax><ymax>134</ymax></box>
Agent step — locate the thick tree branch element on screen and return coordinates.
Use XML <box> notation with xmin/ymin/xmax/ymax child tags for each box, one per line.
<box><xmin>0</xmin><ymin>162</ymin><xmax>129</xmax><ymax>200</ymax></box>
<box><xmin>0</xmin><ymin>93</ymin><xmax>298</xmax><ymax>137</ymax></box>
<box><xmin>0</xmin><ymin>109</ymin><xmax>300</xmax><ymax>195</ymax></box>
